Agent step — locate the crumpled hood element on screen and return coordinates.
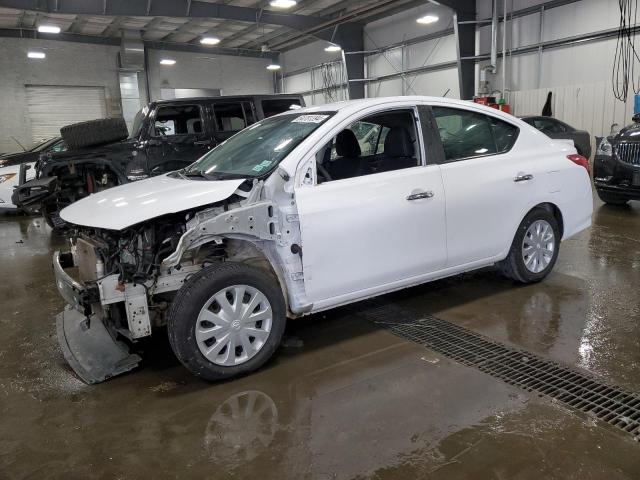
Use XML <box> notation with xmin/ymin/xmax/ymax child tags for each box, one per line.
<box><xmin>60</xmin><ymin>174</ymin><xmax>245</xmax><ymax>230</ymax></box>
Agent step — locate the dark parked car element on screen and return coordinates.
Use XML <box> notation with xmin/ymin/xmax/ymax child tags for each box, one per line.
<box><xmin>521</xmin><ymin>116</ymin><xmax>592</xmax><ymax>159</ymax></box>
<box><xmin>593</xmin><ymin>114</ymin><xmax>640</xmax><ymax>205</ymax></box>
<box><xmin>0</xmin><ymin>137</ymin><xmax>66</xmax><ymax>168</ymax></box>
<box><xmin>13</xmin><ymin>94</ymin><xmax>304</xmax><ymax>226</ymax></box>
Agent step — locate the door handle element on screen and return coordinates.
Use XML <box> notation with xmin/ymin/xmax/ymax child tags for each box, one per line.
<box><xmin>193</xmin><ymin>140</ymin><xmax>212</xmax><ymax>146</ymax></box>
<box><xmin>514</xmin><ymin>174</ymin><xmax>534</xmax><ymax>182</ymax></box>
<box><xmin>407</xmin><ymin>191</ymin><xmax>435</xmax><ymax>201</ymax></box>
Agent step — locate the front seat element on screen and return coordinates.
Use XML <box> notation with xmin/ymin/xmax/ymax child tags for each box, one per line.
<box><xmin>327</xmin><ymin>129</ymin><xmax>368</xmax><ymax>180</ymax></box>
<box><xmin>379</xmin><ymin>127</ymin><xmax>417</xmax><ymax>172</ymax></box>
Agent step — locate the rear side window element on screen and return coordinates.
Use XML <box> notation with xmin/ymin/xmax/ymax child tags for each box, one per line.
<box><xmin>153</xmin><ymin>105</ymin><xmax>203</xmax><ymax>136</ymax></box>
<box><xmin>262</xmin><ymin>99</ymin><xmax>302</xmax><ymax>118</ymax></box>
<box><xmin>432</xmin><ymin>107</ymin><xmax>518</xmax><ymax>161</ymax></box>
<box><xmin>213</xmin><ymin>101</ymin><xmax>255</xmax><ymax>132</ymax></box>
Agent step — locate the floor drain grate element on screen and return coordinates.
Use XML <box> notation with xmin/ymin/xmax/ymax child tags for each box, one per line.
<box><xmin>357</xmin><ymin>302</ymin><xmax>640</xmax><ymax>441</ymax></box>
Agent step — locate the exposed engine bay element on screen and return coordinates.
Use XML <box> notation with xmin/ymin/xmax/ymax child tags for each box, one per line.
<box><xmin>55</xmin><ymin>179</ymin><xmax>308</xmax><ymax>383</ymax></box>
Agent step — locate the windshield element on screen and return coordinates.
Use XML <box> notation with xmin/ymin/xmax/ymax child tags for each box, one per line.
<box><xmin>129</xmin><ymin>106</ymin><xmax>148</xmax><ymax>139</ymax></box>
<box><xmin>183</xmin><ymin>112</ymin><xmax>333</xmax><ymax>179</ymax></box>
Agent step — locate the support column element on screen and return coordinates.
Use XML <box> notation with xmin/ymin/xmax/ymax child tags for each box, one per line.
<box><xmin>333</xmin><ymin>23</ymin><xmax>365</xmax><ymax>99</ymax></box>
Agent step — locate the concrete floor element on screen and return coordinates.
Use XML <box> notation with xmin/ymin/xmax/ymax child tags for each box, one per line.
<box><xmin>1</xmin><ymin>198</ymin><xmax>640</xmax><ymax>479</ymax></box>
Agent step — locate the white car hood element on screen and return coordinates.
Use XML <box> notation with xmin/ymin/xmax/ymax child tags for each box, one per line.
<box><xmin>60</xmin><ymin>174</ymin><xmax>245</xmax><ymax>230</ymax></box>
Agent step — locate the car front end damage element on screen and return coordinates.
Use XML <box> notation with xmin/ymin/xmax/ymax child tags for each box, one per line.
<box><xmin>53</xmin><ymin>179</ymin><xmax>309</xmax><ymax>383</ymax></box>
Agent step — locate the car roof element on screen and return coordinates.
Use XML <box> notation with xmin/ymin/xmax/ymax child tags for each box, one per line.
<box><xmin>289</xmin><ymin>96</ymin><xmax>520</xmax><ymax>123</ymax></box>
<box><xmin>153</xmin><ymin>93</ymin><xmax>303</xmax><ymax>106</ymax></box>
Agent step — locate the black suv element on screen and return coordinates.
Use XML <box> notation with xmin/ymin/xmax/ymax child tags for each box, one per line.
<box><xmin>13</xmin><ymin>94</ymin><xmax>304</xmax><ymax>226</ymax></box>
<box><xmin>594</xmin><ymin>114</ymin><xmax>640</xmax><ymax>205</ymax></box>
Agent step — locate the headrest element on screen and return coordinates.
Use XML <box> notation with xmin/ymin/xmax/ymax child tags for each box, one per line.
<box><xmin>384</xmin><ymin>127</ymin><xmax>415</xmax><ymax>157</ymax></box>
<box><xmin>335</xmin><ymin>129</ymin><xmax>361</xmax><ymax>158</ymax></box>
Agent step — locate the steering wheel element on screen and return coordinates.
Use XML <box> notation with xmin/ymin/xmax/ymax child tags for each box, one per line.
<box><xmin>316</xmin><ymin>162</ymin><xmax>332</xmax><ymax>183</ymax></box>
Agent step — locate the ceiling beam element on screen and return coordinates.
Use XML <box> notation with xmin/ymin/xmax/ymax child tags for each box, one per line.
<box><xmin>0</xmin><ymin>0</ymin><xmax>327</xmax><ymax>31</ymax></box>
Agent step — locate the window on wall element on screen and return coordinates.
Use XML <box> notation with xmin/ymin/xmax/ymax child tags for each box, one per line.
<box><xmin>153</xmin><ymin>105</ymin><xmax>203</xmax><ymax>136</ymax></box>
<box><xmin>213</xmin><ymin>101</ymin><xmax>255</xmax><ymax>132</ymax></box>
<box><xmin>432</xmin><ymin>107</ymin><xmax>519</xmax><ymax>161</ymax></box>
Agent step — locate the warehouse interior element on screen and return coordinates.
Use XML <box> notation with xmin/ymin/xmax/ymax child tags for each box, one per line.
<box><xmin>1</xmin><ymin>0</ymin><xmax>640</xmax><ymax>478</ymax></box>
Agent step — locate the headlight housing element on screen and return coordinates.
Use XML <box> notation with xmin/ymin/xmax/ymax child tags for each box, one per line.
<box><xmin>596</xmin><ymin>137</ymin><xmax>613</xmax><ymax>157</ymax></box>
<box><xmin>0</xmin><ymin>173</ymin><xmax>16</xmax><ymax>184</ymax></box>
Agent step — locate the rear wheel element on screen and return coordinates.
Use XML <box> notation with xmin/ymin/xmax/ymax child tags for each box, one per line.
<box><xmin>596</xmin><ymin>189</ymin><xmax>629</xmax><ymax>206</ymax></box>
<box><xmin>167</xmin><ymin>262</ymin><xmax>286</xmax><ymax>381</ymax></box>
<box><xmin>498</xmin><ymin>207</ymin><xmax>560</xmax><ymax>283</ymax></box>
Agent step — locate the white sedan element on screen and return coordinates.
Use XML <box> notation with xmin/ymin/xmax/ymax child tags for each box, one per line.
<box><xmin>54</xmin><ymin>96</ymin><xmax>593</xmax><ymax>383</ymax></box>
<box><xmin>0</xmin><ymin>162</ymin><xmax>35</xmax><ymax>210</ymax></box>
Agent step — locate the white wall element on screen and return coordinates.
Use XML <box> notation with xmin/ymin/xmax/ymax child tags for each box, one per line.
<box><xmin>146</xmin><ymin>48</ymin><xmax>274</xmax><ymax>101</ymax></box>
<box><xmin>477</xmin><ymin>0</ymin><xmax>634</xmax><ymax>137</ymax></box>
<box><xmin>0</xmin><ymin>37</ymin><xmax>121</xmax><ymax>153</ymax></box>
<box><xmin>281</xmin><ymin>3</ymin><xmax>459</xmax><ymax>105</ymax></box>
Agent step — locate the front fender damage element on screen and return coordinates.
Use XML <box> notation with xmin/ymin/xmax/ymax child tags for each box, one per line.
<box><xmin>163</xmin><ymin>181</ymin><xmax>312</xmax><ymax>316</ymax></box>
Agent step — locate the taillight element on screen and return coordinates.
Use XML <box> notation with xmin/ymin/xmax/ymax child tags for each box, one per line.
<box><xmin>567</xmin><ymin>154</ymin><xmax>590</xmax><ymax>175</ymax></box>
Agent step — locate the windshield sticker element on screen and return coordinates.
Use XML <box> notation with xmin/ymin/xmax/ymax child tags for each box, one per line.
<box><xmin>252</xmin><ymin>160</ymin><xmax>273</xmax><ymax>172</ymax></box>
<box><xmin>292</xmin><ymin>114</ymin><xmax>330</xmax><ymax>124</ymax></box>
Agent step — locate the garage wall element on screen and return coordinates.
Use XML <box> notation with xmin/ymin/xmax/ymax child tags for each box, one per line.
<box><xmin>477</xmin><ymin>0</ymin><xmax>636</xmax><ymax>136</ymax></box>
<box><xmin>281</xmin><ymin>3</ymin><xmax>459</xmax><ymax>105</ymax></box>
<box><xmin>145</xmin><ymin>48</ymin><xmax>274</xmax><ymax>101</ymax></box>
<box><xmin>0</xmin><ymin>37</ymin><xmax>121</xmax><ymax>154</ymax></box>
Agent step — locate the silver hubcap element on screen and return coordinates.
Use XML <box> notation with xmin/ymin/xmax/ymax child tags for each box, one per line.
<box><xmin>196</xmin><ymin>285</ymin><xmax>273</xmax><ymax>366</ymax></box>
<box><xmin>522</xmin><ymin>219</ymin><xmax>555</xmax><ymax>273</ymax></box>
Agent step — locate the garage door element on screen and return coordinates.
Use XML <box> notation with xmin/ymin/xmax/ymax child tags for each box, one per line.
<box><xmin>26</xmin><ymin>85</ymin><xmax>107</xmax><ymax>143</ymax></box>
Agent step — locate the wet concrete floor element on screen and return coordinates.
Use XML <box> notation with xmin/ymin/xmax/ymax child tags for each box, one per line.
<box><xmin>1</xmin><ymin>198</ymin><xmax>640</xmax><ymax>479</ymax></box>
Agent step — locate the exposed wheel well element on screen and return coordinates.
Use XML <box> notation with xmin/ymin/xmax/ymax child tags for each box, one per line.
<box><xmin>530</xmin><ymin>202</ymin><xmax>564</xmax><ymax>238</ymax></box>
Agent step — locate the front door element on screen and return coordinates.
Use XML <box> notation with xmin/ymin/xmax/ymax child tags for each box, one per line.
<box><xmin>294</xmin><ymin>106</ymin><xmax>447</xmax><ymax>305</ymax></box>
<box><xmin>146</xmin><ymin>103</ymin><xmax>211</xmax><ymax>174</ymax></box>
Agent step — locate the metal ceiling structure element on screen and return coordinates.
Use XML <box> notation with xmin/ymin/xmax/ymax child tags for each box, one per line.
<box><xmin>0</xmin><ymin>0</ymin><xmax>433</xmax><ymax>55</ymax></box>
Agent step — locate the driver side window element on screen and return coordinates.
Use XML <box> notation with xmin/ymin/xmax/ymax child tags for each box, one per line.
<box><xmin>316</xmin><ymin>109</ymin><xmax>421</xmax><ymax>184</ymax></box>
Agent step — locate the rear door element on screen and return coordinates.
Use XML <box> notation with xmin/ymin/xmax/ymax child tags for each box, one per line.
<box><xmin>146</xmin><ymin>103</ymin><xmax>211</xmax><ymax>174</ymax></box>
<box><xmin>429</xmin><ymin>105</ymin><xmax>534</xmax><ymax>267</ymax></box>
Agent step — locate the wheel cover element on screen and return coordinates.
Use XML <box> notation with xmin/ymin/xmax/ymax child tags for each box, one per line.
<box><xmin>522</xmin><ymin>219</ymin><xmax>555</xmax><ymax>274</ymax></box>
<box><xmin>195</xmin><ymin>284</ymin><xmax>273</xmax><ymax>366</ymax></box>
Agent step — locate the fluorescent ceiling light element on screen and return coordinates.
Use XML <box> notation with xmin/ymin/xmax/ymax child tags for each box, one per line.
<box><xmin>266</xmin><ymin>64</ymin><xmax>281</xmax><ymax>71</ymax></box>
<box><xmin>324</xmin><ymin>44</ymin><xmax>342</xmax><ymax>52</ymax></box>
<box><xmin>160</xmin><ymin>58</ymin><xmax>176</xmax><ymax>65</ymax></box>
<box><xmin>270</xmin><ymin>0</ymin><xmax>297</xmax><ymax>8</ymax></box>
<box><xmin>200</xmin><ymin>37</ymin><xmax>220</xmax><ymax>45</ymax></box>
<box><xmin>27</xmin><ymin>51</ymin><xmax>46</xmax><ymax>59</ymax></box>
<box><xmin>38</xmin><ymin>25</ymin><xmax>61</xmax><ymax>34</ymax></box>
<box><xmin>417</xmin><ymin>15</ymin><xmax>439</xmax><ymax>24</ymax></box>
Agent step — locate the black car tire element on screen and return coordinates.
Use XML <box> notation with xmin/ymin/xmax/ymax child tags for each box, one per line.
<box><xmin>167</xmin><ymin>262</ymin><xmax>287</xmax><ymax>382</ymax></box>
<box><xmin>596</xmin><ymin>189</ymin><xmax>629</xmax><ymax>206</ymax></box>
<box><xmin>498</xmin><ymin>207</ymin><xmax>561</xmax><ymax>284</ymax></box>
<box><xmin>60</xmin><ymin>118</ymin><xmax>129</xmax><ymax>150</ymax></box>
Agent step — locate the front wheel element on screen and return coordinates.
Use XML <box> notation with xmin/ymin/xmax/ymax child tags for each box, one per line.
<box><xmin>167</xmin><ymin>262</ymin><xmax>286</xmax><ymax>381</ymax></box>
<box><xmin>498</xmin><ymin>207</ymin><xmax>560</xmax><ymax>283</ymax></box>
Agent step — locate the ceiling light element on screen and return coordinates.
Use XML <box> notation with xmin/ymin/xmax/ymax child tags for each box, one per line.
<box><xmin>324</xmin><ymin>44</ymin><xmax>342</xmax><ymax>52</ymax></box>
<box><xmin>37</xmin><ymin>25</ymin><xmax>61</xmax><ymax>34</ymax></box>
<box><xmin>270</xmin><ymin>0</ymin><xmax>297</xmax><ymax>8</ymax></box>
<box><xmin>417</xmin><ymin>15</ymin><xmax>439</xmax><ymax>25</ymax></box>
<box><xmin>27</xmin><ymin>51</ymin><xmax>46</xmax><ymax>59</ymax></box>
<box><xmin>266</xmin><ymin>64</ymin><xmax>281</xmax><ymax>71</ymax></box>
<box><xmin>160</xmin><ymin>58</ymin><xmax>176</xmax><ymax>65</ymax></box>
<box><xmin>200</xmin><ymin>37</ymin><xmax>220</xmax><ymax>45</ymax></box>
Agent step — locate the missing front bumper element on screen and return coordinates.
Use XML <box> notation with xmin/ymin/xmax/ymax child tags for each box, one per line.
<box><xmin>56</xmin><ymin>308</ymin><xmax>141</xmax><ymax>384</ymax></box>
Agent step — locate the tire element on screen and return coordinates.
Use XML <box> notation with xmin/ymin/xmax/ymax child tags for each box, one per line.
<box><xmin>60</xmin><ymin>118</ymin><xmax>128</xmax><ymax>150</ymax></box>
<box><xmin>596</xmin><ymin>189</ymin><xmax>629</xmax><ymax>206</ymax></box>
<box><xmin>167</xmin><ymin>262</ymin><xmax>286</xmax><ymax>382</ymax></box>
<box><xmin>498</xmin><ymin>207</ymin><xmax>560</xmax><ymax>283</ymax></box>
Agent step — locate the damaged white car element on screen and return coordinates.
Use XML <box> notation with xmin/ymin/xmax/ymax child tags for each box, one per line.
<box><xmin>54</xmin><ymin>96</ymin><xmax>593</xmax><ymax>383</ymax></box>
